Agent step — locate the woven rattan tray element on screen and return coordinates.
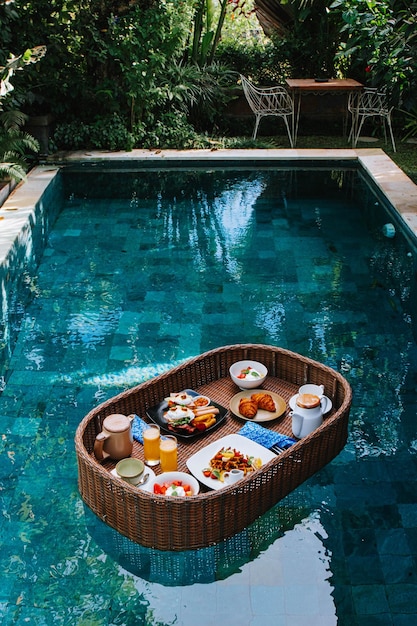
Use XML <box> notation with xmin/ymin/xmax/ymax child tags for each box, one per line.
<box><xmin>75</xmin><ymin>344</ymin><xmax>352</xmax><ymax>551</ymax></box>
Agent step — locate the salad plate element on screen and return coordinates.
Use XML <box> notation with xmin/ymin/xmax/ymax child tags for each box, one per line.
<box><xmin>186</xmin><ymin>434</ymin><xmax>276</xmax><ymax>490</ymax></box>
<box><xmin>146</xmin><ymin>388</ymin><xmax>227</xmax><ymax>439</ymax></box>
<box><xmin>230</xmin><ymin>389</ymin><xmax>286</xmax><ymax>422</ymax></box>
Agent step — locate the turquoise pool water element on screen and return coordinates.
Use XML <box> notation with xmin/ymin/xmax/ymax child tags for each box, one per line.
<box><xmin>1</xmin><ymin>163</ymin><xmax>417</xmax><ymax>625</ymax></box>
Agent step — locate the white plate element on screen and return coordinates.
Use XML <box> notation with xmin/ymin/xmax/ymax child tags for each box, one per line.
<box><xmin>111</xmin><ymin>466</ymin><xmax>155</xmax><ymax>490</ymax></box>
<box><xmin>289</xmin><ymin>394</ymin><xmax>332</xmax><ymax>414</ymax></box>
<box><xmin>186</xmin><ymin>434</ymin><xmax>276</xmax><ymax>490</ymax></box>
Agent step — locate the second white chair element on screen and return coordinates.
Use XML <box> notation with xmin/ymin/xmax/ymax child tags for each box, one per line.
<box><xmin>348</xmin><ymin>88</ymin><xmax>396</xmax><ymax>152</ymax></box>
<box><xmin>240</xmin><ymin>74</ymin><xmax>295</xmax><ymax>147</ymax></box>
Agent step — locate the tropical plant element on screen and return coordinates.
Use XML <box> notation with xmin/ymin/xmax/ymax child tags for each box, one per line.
<box><xmin>330</xmin><ymin>0</ymin><xmax>417</xmax><ymax>109</ymax></box>
<box><xmin>189</xmin><ymin>0</ymin><xmax>230</xmax><ymax>66</ymax></box>
<box><xmin>0</xmin><ymin>46</ymin><xmax>45</xmax><ymax>182</ymax></box>
<box><xmin>0</xmin><ymin>114</ymin><xmax>39</xmax><ymax>182</ymax></box>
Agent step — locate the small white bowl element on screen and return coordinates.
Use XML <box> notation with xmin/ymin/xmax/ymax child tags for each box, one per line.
<box><xmin>192</xmin><ymin>395</ymin><xmax>210</xmax><ymax>408</ymax></box>
<box><xmin>149</xmin><ymin>471</ymin><xmax>200</xmax><ymax>497</ymax></box>
<box><xmin>229</xmin><ymin>360</ymin><xmax>268</xmax><ymax>389</ymax></box>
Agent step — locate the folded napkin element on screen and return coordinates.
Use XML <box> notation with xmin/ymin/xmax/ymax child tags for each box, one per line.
<box><xmin>238</xmin><ymin>421</ymin><xmax>296</xmax><ymax>451</ymax></box>
<box><xmin>132</xmin><ymin>415</ymin><xmax>148</xmax><ymax>444</ymax></box>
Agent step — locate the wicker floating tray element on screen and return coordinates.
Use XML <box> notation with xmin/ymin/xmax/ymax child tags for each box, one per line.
<box><xmin>75</xmin><ymin>344</ymin><xmax>352</xmax><ymax>551</ymax></box>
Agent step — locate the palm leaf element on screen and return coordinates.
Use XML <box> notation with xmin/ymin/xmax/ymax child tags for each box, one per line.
<box><xmin>0</xmin><ymin>161</ymin><xmax>28</xmax><ymax>182</ymax></box>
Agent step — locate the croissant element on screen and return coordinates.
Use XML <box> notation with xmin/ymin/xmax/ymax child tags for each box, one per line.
<box><xmin>239</xmin><ymin>398</ymin><xmax>258</xmax><ymax>419</ymax></box>
<box><xmin>251</xmin><ymin>393</ymin><xmax>276</xmax><ymax>412</ymax></box>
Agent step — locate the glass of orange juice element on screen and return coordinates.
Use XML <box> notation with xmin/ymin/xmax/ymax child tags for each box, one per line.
<box><xmin>160</xmin><ymin>435</ymin><xmax>178</xmax><ymax>472</ymax></box>
<box><xmin>143</xmin><ymin>424</ymin><xmax>160</xmax><ymax>466</ymax></box>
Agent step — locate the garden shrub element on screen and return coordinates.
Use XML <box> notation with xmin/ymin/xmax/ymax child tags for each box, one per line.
<box><xmin>331</xmin><ymin>0</ymin><xmax>417</xmax><ymax>110</ymax></box>
<box><xmin>53</xmin><ymin>113</ymin><xmax>135</xmax><ymax>152</ymax></box>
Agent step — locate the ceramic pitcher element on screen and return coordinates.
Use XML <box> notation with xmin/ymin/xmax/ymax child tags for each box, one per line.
<box><xmin>291</xmin><ymin>393</ymin><xmax>324</xmax><ymax>438</ymax></box>
<box><xmin>94</xmin><ymin>413</ymin><xmax>134</xmax><ymax>462</ymax></box>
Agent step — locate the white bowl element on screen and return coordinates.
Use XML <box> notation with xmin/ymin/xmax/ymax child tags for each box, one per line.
<box><xmin>149</xmin><ymin>471</ymin><xmax>200</xmax><ymax>497</ymax></box>
<box><xmin>192</xmin><ymin>395</ymin><xmax>210</xmax><ymax>408</ymax></box>
<box><xmin>229</xmin><ymin>360</ymin><xmax>268</xmax><ymax>389</ymax></box>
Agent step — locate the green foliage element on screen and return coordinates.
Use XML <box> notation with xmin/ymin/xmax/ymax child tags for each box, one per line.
<box><xmin>8</xmin><ymin>1</ymin><xmax>225</xmax><ymax>137</ymax></box>
<box><xmin>0</xmin><ymin>0</ymin><xmax>19</xmax><ymax>65</ymax></box>
<box><xmin>0</xmin><ymin>122</ymin><xmax>39</xmax><ymax>182</ymax></box>
<box><xmin>53</xmin><ymin>114</ymin><xmax>134</xmax><ymax>151</ymax></box>
<box><xmin>103</xmin><ymin>2</ymin><xmax>194</xmax><ymax>125</ymax></box>
<box><xmin>216</xmin><ymin>36</ymin><xmax>271</xmax><ymax>82</ymax></box>
<box><xmin>402</xmin><ymin>107</ymin><xmax>417</xmax><ymax>140</ymax></box>
<box><xmin>5</xmin><ymin>0</ymin><xmax>416</xmax><ymax>150</ymax></box>
<box><xmin>52</xmin><ymin>110</ymin><xmax>210</xmax><ymax>151</ymax></box>
<box><xmin>0</xmin><ymin>46</ymin><xmax>44</xmax><ymax>181</ymax></box>
<box><xmin>190</xmin><ymin>0</ymin><xmax>230</xmax><ymax>66</ymax></box>
<box><xmin>186</xmin><ymin>62</ymin><xmax>238</xmax><ymax>130</ymax></box>
<box><xmin>267</xmin><ymin>0</ymin><xmax>342</xmax><ymax>78</ymax></box>
<box><xmin>330</xmin><ymin>0</ymin><xmax>417</xmax><ymax>108</ymax></box>
<box><xmin>134</xmin><ymin>111</ymin><xmax>209</xmax><ymax>149</ymax></box>
<box><xmin>217</xmin><ymin>0</ymin><xmax>342</xmax><ymax>83</ymax></box>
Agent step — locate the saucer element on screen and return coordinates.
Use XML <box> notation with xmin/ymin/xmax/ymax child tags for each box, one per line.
<box><xmin>111</xmin><ymin>465</ymin><xmax>155</xmax><ymax>490</ymax></box>
<box><xmin>289</xmin><ymin>394</ymin><xmax>332</xmax><ymax>414</ymax></box>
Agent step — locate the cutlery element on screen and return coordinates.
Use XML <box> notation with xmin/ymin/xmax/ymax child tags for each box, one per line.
<box><xmin>270</xmin><ymin>445</ymin><xmax>285</xmax><ymax>455</ymax></box>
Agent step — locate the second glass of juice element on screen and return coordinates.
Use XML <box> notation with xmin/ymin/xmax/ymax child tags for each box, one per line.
<box><xmin>143</xmin><ymin>424</ymin><xmax>160</xmax><ymax>466</ymax></box>
<box><xmin>160</xmin><ymin>435</ymin><xmax>178</xmax><ymax>472</ymax></box>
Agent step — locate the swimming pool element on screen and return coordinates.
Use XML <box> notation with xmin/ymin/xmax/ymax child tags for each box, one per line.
<box><xmin>1</xmin><ymin>150</ymin><xmax>417</xmax><ymax>625</ymax></box>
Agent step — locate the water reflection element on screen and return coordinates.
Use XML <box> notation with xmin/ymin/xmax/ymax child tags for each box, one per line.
<box><xmin>84</xmin><ymin>491</ymin><xmax>310</xmax><ymax>586</ymax></box>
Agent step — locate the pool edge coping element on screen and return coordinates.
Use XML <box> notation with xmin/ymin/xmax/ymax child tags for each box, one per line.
<box><xmin>1</xmin><ymin>148</ymin><xmax>417</xmax><ymax>264</ymax></box>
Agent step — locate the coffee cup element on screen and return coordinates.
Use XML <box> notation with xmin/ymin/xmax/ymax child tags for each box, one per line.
<box><xmin>115</xmin><ymin>458</ymin><xmax>145</xmax><ymax>485</ymax></box>
<box><xmin>297</xmin><ymin>384</ymin><xmax>330</xmax><ymax>413</ymax></box>
<box><xmin>298</xmin><ymin>383</ymin><xmax>324</xmax><ymax>398</ymax></box>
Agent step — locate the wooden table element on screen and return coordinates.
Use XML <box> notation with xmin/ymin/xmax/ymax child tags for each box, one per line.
<box><xmin>286</xmin><ymin>78</ymin><xmax>363</xmax><ymax>145</ymax></box>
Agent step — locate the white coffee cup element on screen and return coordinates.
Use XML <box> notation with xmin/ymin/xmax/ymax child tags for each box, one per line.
<box><xmin>297</xmin><ymin>384</ymin><xmax>330</xmax><ymax>413</ymax></box>
<box><xmin>298</xmin><ymin>383</ymin><xmax>324</xmax><ymax>397</ymax></box>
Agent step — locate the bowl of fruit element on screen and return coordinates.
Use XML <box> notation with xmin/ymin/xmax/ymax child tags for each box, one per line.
<box><xmin>229</xmin><ymin>360</ymin><xmax>268</xmax><ymax>389</ymax></box>
<box><xmin>149</xmin><ymin>471</ymin><xmax>200</xmax><ymax>497</ymax></box>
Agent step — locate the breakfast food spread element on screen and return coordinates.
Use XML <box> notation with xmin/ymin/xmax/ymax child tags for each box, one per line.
<box><xmin>238</xmin><ymin>392</ymin><xmax>276</xmax><ymax>418</ymax></box>
<box><xmin>203</xmin><ymin>446</ymin><xmax>262</xmax><ymax>482</ymax></box>
<box><xmin>163</xmin><ymin>391</ymin><xmax>218</xmax><ymax>435</ymax></box>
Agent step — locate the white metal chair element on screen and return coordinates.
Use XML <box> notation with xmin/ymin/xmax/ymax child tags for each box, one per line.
<box><xmin>348</xmin><ymin>87</ymin><xmax>396</xmax><ymax>152</ymax></box>
<box><xmin>240</xmin><ymin>74</ymin><xmax>295</xmax><ymax>147</ymax></box>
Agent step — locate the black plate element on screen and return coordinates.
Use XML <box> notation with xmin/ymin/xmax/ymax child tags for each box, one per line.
<box><xmin>146</xmin><ymin>389</ymin><xmax>227</xmax><ymax>440</ymax></box>
<box><xmin>315</xmin><ymin>77</ymin><xmax>329</xmax><ymax>83</ymax></box>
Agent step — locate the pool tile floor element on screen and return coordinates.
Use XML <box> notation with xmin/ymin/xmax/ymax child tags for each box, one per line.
<box><xmin>1</xmin><ymin>151</ymin><xmax>417</xmax><ymax>625</ymax></box>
